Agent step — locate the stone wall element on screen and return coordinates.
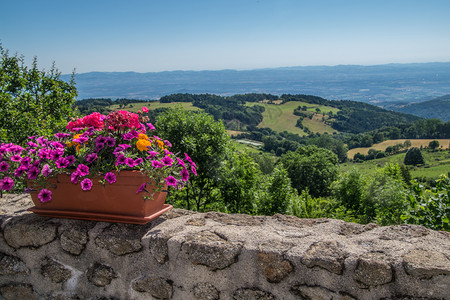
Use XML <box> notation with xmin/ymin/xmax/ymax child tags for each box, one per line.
<box><xmin>1</xmin><ymin>194</ymin><xmax>449</xmax><ymax>300</ymax></box>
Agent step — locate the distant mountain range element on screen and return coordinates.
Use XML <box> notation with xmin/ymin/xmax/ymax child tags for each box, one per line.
<box><xmin>383</xmin><ymin>94</ymin><xmax>450</xmax><ymax>121</ymax></box>
<box><xmin>62</xmin><ymin>62</ymin><xmax>450</xmax><ymax>104</ymax></box>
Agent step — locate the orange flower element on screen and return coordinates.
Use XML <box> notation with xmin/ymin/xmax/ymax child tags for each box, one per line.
<box><xmin>138</xmin><ymin>133</ymin><xmax>149</xmax><ymax>140</ymax></box>
<box><xmin>156</xmin><ymin>140</ymin><xmax>164</xmax><ymax>149</ymax></box>
<box><xmin>136</xmin><ymin>139</ymin><xmax>152</xmax><ymax>152</ymax></box>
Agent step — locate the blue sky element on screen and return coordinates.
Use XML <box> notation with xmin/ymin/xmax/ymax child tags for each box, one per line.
<box><xmin>1</xmin><ymin>0</ymin><xmax>450</xmax><ymax>74</ymax></box>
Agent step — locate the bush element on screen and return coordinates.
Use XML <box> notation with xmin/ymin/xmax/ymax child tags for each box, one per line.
<box><xmin>404</xmin><ymin>147</ymin><xmax>425</xmax><ymax>165</ymax></box>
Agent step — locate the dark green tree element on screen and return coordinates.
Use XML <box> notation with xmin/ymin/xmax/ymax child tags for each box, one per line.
<box><xmin>404</xmin><ymin>147</ymin><xmax>425</xmax><ymax>166</ymax></box>
<box><xmin>428</xmin><ymin>140</ymin><xmax>440</xmax><ymax>151</ymax></box>
<box><xmin>280</xmin><ymin>145</ymin><xmax>338</xmax><ymax>197</ymax></box>
<box><xmin>0</xmin><ymin>45</ymin><xmax>77</xmax><ymax>144</ymax></box>
<box><xmin>155</xmin><ymin>109</ymin><xmax>230</xmax><ymax>211</ymax></box>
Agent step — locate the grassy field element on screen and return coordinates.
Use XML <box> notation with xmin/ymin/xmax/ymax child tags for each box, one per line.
<box><xmin>340</xmin><ymin>149</ymin><xmax>450</xmax><ymax>180</ymax></box>
<box><xmin>108</xmin><ymin>101</ymin><xmax>202</xmax><ymax>112</ymax></box>
<box><xmin>348</xmin><ymin>139</ymin><xmax>450</xmax><ymax>158</ymax></box>
<box><xmin>247</xmin><ymin>101</ymin><xmax>338</xmax><ymax>135</ymax></box>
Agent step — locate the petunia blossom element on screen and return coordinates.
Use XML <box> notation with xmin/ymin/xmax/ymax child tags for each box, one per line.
<box><xmin>165</xmin><ymin>176</ymin><xmax>178</xmax><ymax>187</ymax></box>
<box><xmin>181</xmin><ymin>168</ymin><xmax>189</xmax><ymax>181</ymax></box>
<box><xmin>80</xmin><ymin>178</ymin><xmax>93</xmax><ymax>191</ymax></box>
<box><xmin>76</xmin><ymin>164</ymin><xmax>89</xmax><ymax>176</ymax></box>
<box><xmin>38</xmin><ymin>189</ymin><xmax>52</xmax><ymax>203</ymax></box>
<box><xmin>0</xmin><ymin>161</ymin><xmax>9</xmax><ymax>172</ymax></box>
<box><xmin>161</xmin><ymin>156</ymin><xmax>173</xmax><ymax>166</ymax></box>
<box><xmin>105</xmin><ymin>172</ymin><xmax>116</xmax><ymax>184</ymax></box>
<box><xmin>0</xmin><ymin>176</ymin><xmax>14</xmax><ymax>191</ymax></box>
<box><xmin>152</xmin><ymin>160</ymin><xmax>163</xmax><ymax>168</ymax></box>
<box><xmin>136</xmin><ymin>183</ymin><xmax>146</xmax><ymax>194</ymax></box>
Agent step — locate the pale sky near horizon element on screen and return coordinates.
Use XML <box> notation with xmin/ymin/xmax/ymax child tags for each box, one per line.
<box><xmin>1</xmin><ymin>0</ymin><xmax>450</xmax><ymax>74</ymax></box>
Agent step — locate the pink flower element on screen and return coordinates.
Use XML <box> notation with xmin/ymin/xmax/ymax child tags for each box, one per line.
<box><xmin>181</xmin><ymin>168</ymin><xmax>189</xmax><ymax>181</ymax></box>
<box><xmin>41</xmin><ymin>164</ymin><xmax>52</xmax><ymax>177</ymax></box>
<box><xmin>136</xmin><ymin>183</ymin><xmax>146</xmax><ymax>194</ymax></box>
<box><xmin>0</xmin><ymin>176</ymin><xmax>14</xmax><ymax>191</ymax></box>
<box><xmin>161</xmin><ymin>156</ymin><xmax>173</xmax><ymax>166</ymax></box>
<box><xmin>142</xmin><ymin>107</ymin><xmax>149</xmax><ymax>113</ymax></box>
<box><xmin>38</xmin><ymin>189</ymin><xmax>52</xmax><ymax>203</ymax></box>
<box><xmin>80</xmin><ymin>178</ymin><xmax>93</xmax><ymax>191</ymax></box>
<box><xmin>152</xmin><ymin>160</ymin><xmax>163</xmax><ymax>168</ymax></box>
<box><xmin>191</xmin><ymin>165</ymin><xmax>197</xmax><ymax>176</ymax></box>
<box><xmin>146</xmin><ymin>123</ymin><xmax>156</xmax><ymax>130</ymax></box>
<box><xmin>76</xmin><ymin>164</ymin><xmax>89</xmax><ymax>176</ymax></box>
<box><xmin>105</xmin><ymin>172</ymin><xmax>116</xmax><ymax>184</ymax></box>
<box><xmin>71</xmin><ymin>171</ymin><xmax>81</xmax><ymax>184</ymax></box>
<box><xmin>176</xmin><ymin>158</ymin><xmax>185</xmax><ymax>167</ymax></box>
<box><xmin>165</xmin><ymin>176</ymin><xmax>177</xmax><ymax>187</ymax></box>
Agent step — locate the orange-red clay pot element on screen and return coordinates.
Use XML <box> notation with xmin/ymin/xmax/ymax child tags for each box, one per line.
<box><xmin>28</xmin><ymin>170</ymin><xmax>172</xmax><ymax>224</ymax></box>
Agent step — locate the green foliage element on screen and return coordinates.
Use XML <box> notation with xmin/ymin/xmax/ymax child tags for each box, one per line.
<box><xmin>406</xmin><ymin>175</ymin><xmax>450</xmax><ymax>231</ymax></box>
<box><xmin>0</xmin><ymin>45</ymin><xmax>77</xmax><ymax>144</ymax></box>
<box><xmin>248</xmin><ymin>152</ymin><xmax>276</xmax><ymax>174</ymax></box>
<box><xmin>280</xmin><ymin>145</ymin><xmax>338</xmax><ymax>197</ymax></box>
<box><xmin>289</xmin><ymin>189</ymin><xmax>337</xmax><ymax>219</ymax></box>
<box><xmin>332</xmin><ymin>168</ymin><xmax>366</xmax><ymax>212</ymax></box>
<box><xmin>155</xmin><ymin>109</ymin><xmax>231</xmax><ymax>211</ymax></box>
<box><xmin>428</xmin><ymin>140</ymin><xmax>440</xmax><ymax>151</ymax></box>
<box><xmin>404</xmin><ymin>147</ymin><xmax>425</xmax><ymax>165</ymax></box>
<box><xmin>258</xmin><ymin>165</ymin><xmax>296</xmax><ymax>215</ymax></box>
<box><xmin>219</xmin><ymin>151</ymin><xmax>262</xmax><ymax>214</ymax></box>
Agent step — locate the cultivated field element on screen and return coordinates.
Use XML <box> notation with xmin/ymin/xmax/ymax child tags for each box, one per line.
<box><xmin>347</xmin><ymin>139</ymin><xmax>450</xmax><ymax>158</ymax></box>
<box><xmin>340</xmin><ymin>149</ymin><xmax>450</xmax><ymax>180</ymax></box>
<box><xmin>247</xmin><ymin>101</ymin><xmax>338</xmax><ymax>135</ymax></box>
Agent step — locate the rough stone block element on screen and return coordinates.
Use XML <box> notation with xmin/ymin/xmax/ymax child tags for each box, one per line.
<box><xmin>291</xmin><ymin>284</ymin><xmax>356</xmax><ymax>300</ymax></box>
<box><xmin>132</xmin><ymin>275</ymin><xmax>173</xmax><ymax>299</ymax></box>
<box><xmin>301</xmin><ymin>241</ymin><xmax>346</xmax><ymax>274</ymax></box>
<box><xmin>0</xmin><ymin>283</ymin><xmax>38</xmax><ymax>300</ymax></box>
<box><xmin>182</xmin><ymin>231</ymin><xmax>242</xmax><ymax>270</ymax></box>
<box><xmin>94</xmin><ymin>223</ymin><xmax>144</xmax><ymax>256</ymax></box>
<box><xmin>403</xmin><ymin>249</ymin><xmax>450</xmax><ymax>278</ymax></box>
<box><xmin>86</xmin><ymin>263</ymin><xmax>117</xmax><ymax>287</ymax></box>
<box><xmin>257</xmin><ymin>251</ymin><xmax>293</xmax><ymax>283</ymax></box>
<box><xmin>3</xmin><ymin>214</ymin><xmax>57</xmax><ymax>249</ymax></box>
<box><xmin>193</xmin><ymin>282</ymin><xmax>220</xmax><ymax>300</ymax></box>
<box><xmin>0</xmin><ymin>252</ymin><xmax>29</xmax><ymax>275</ymax></box>
<box><xmin>233</xmin><ymin>288</ymin><xmax>276</xmax><ymax>300</ymax></box>
<box><xmin>41</xmin><ymin>257</ymin><xmax>72</xmax><ymax>283</ymax></box>
<box><xmin>59</xmin><ymin>221</ymin><xmax>93</xmax><ymax>255</ymax></box>
<box><xmin>353</xmin><ymin>252</ymin><xmax>393</xmax><ymax>287</ymax></box>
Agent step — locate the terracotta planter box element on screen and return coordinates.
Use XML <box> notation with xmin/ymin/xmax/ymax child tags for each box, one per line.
<box><xmin>28</xmin><ymin>171</ymin><xmax>172</xmax><ymax>224</ymax></box>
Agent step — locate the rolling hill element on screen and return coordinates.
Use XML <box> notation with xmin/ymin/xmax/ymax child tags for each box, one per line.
<box><xmin>384</xmin><ymin>95</ymin><xmax>450</xmax><ymax>121</ymax></box>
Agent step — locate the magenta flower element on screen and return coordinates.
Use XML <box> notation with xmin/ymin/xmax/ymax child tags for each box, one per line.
<box><xmin>105</xmin><ymin>137</ymin><xmax>116</xmax><ymax>147</ymax></box>
<box><xmin>164</xmin><ymin>140</ymin><xmax>172</xmax><ymax>147</ymax></box>
<box><xmin>105</xmin><ymin>172</ymin><xmax>116</xmax><ymax>184</ymax></box>
<box><xmin>38</xmin><ymin>189</ymin><xmax>52</xmax><ymax>203</ymax></box>
<box><xmin>95</xmin><ymin>135</ymin><xmax>107</xmax><ymax>145</ymax></box>
<box><xmin>122</xmin><ymin>133</ymin><xmax>135</xmax><ymax>140</ymax></box>
<box><xmin>184</xmin><ymin>153</ymin><xmax>193</xmax><ymax>163</ymax></box>
<box><xmin>41</xmin><ymin>164</ymin><xmax>52</xmax><ymax>177</ymax></box>
<box><xmin>134</xmin><ymin>158</ymin><xmax>143</xmax><ymax>166</ymax></box>
<box><xmin>152</xmin><ymin>160</ymin><xmax>163</xmax><ymax>168</ymax></box>
<box><xmin>27</xmin><ymin>167</ymin><xmax>40</xmax><ymax>180</ymax></box>
<box><xmin>147</xmin><ymin>151</ymin><xmax>158</xmax><ymax>158</ymax></box>
<box><xmin>191</xmin><ymin>165</ymin><xmax>197</xmax><ymax>176</ymax></box>
<box><xmin>85</xmin><ymin>153</ymin><xmax>98</xmax><ymax>163</ymax></box>
<box><xmin>55</xmin><ymin>157</ymin><xmax>69</xmax><ymax>169</ymax></box>
<box><xmin>176</xmin><ymin>157</ymin><xmax>185</xmax><ymax>167</ymax></box>
<box><xmin>14</xmin><ymin>166</ymin><xmax>26</xmax><ymax>177</ymax></box>
<box><xmin>76</xmin><ymin>164</ymin><xmax>90</xmax><ymax>176</ymax></box>
<box><xmin>115</xmin><ymin>154</ymin><xmax>126</xmax><ymax>166</ymax></box>
<box><xmin>136</xmin><ymin>183</ymin><xmax>146</xmax><ymax>194</ymax></box>
<box><xmin>66</xmin><ymin>155</ymin><xmax>76</xmax><ymax>166</ymax></box>
<box><xmin>119</xmin><ymin>144</ymin><xmax>131</xmax><ymax>150</ymax></box>
<box><xmin>0</xmin><ymin>161</ymin><xmax>10</xmax><ymax>172</ymax></box>
<box><xmin>146</xmin><ymin>123</ymin><xmax>156</xmax><ymax>130</ymax></box>
<box><xmin>142</xmin><ymin>106</ymin><xmax>149</xmax><ymax>113</ymax></box>
<box><xmin>126</xmin><ymin>157</ymin><xmax>135</xmax><ymax>167</ymax></box>
<box><xmin>49</xmin><ymin>150</ymin><xmax>62</xmax><ymax>161</ymax></box>
<box><xmin>55</xmin><ymin>132</ymin><xmax>70</xmax><ymax>139</ymax></box>
<box><xmin>71</xmin><ymin>171</ymin><xmax>81</xmax><ymax>184</ymax></box>
<box><xmin>0</xmin><ymin>177</ymin><xmax>14</xmax><ymax>191</ymax></box>
<box><xmin>10</xmin><ymin>154</ymin><xmax>22</xmax><ymax>162</ymax></box>
<box><xmin>80</xmin><ymin>178</ymin><xmax>93</xmax><ymax>191</ymax></box>
<box><xmin>161</xmin><ymin>156</ymin><xmax>173</xmax><ymax>166</ymax></box>
<box><xmin>165</xmin><ymin>176</ymin><xmax>177</xmax><ymax>187</ymax></box>
<box><xmin>181</xmin><ymin>168</ymin><xmax>189</xmax><ymax>181</ymax></box>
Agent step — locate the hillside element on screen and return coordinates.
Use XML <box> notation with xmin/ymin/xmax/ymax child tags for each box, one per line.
<box><xmin>384</xmin><ymin>95</ymin><xmax>450</xmax><ymax>121</ymax></box>
<box><xmin>63</xmin><ymin>62</ymin><xmax>450</xmax><ymax>103</ymax></box>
